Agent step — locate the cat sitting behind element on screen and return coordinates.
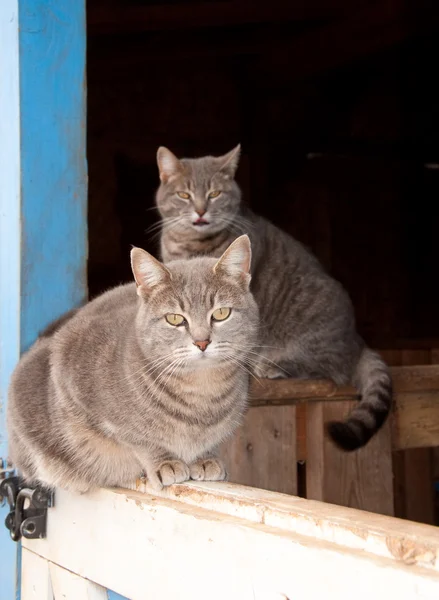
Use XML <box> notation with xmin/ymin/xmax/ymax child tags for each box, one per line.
<box><xmin>7</xmin><ymin>235</ymin><xmax>258</xmax><ymax>493</ymax></box>
<box><xmin>155</xmin><ymin>145</ymin><xmax>392</xmax><ymax>452</ymax></box>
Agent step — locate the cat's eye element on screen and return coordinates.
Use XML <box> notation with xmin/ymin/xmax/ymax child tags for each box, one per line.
<box><xmin>165</xmin><ymin>313</ymin><xmax>185</xmax><ymax>326</ymax></box>
<box><xmin>177</xmin><ymin>192</ymin><xmax>190</xmax><ymax>200</ymax></box>
<box><xmin>211</xmin><ymin>307</ymin><xmax>231</xmax><ymax>322</ymax></box>
<box><xmin>208</xmin><ymin>190</ymin><xmax>221</xmax><ymax>199</ymax></box>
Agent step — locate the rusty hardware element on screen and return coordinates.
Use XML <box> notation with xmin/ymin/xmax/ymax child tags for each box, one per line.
<box><xmin>0</xmin><ymin>460</ymin><xmax>54</xmax><ymax>542</ymax></box>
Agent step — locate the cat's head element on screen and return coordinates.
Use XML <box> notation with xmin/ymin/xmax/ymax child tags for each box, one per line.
<box><xmin>131</xmin><ymin>235</ymin><xmax>258</xmax><ymax>371</ymax></box>
<box><xmin>155</xmin><ymin>146</ymin><xmax>241</xmax><ymax>236</ymax></box>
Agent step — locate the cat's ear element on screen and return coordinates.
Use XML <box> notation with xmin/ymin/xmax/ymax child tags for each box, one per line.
<box><xmin>214</xmin><ymin>234</ymin><xmax>251</xmax><ymax>286</ymax></box>
<box><xmin>217</xmin><ymin>144</ymin><xmax>241</xmax><ymax>178</ymax></box>
<box><xmin>157</xmin><ymin>147</ymin><xmax>183</xmax><ymax>183</ymax></box>
<box><xmin>131</xmin><ymin>247</ymin><xmax>171</xmax><ymax>294</ymax></box>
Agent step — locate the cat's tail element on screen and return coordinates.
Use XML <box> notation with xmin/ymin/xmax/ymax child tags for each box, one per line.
<box><xmin>327</xmin><ymin>347</ymin><xmax>392</xmax><ymax>451</ymax></box>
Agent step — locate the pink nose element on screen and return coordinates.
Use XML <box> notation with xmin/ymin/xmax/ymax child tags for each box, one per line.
<box><xmin>194</xmin><ymin>339</ymin><xmax>211</xmax><ymax>352</ymax></box>
<box><xmin>196</xmin><ymin>209</ymin><xmax>206</xmax><ymax>217</ymax></box>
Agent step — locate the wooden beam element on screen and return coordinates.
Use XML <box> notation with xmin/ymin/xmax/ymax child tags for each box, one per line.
<box><xmin>394</xmin><ymin>392</ymin><xmax>439</xmax><ymax>451</ymax></box>
<box><xmin>23</xmin><ymin>486</ymin><xmax>439</xmax><ymax>599</ymax></box>
<box><xmin>382</xmin><ymin>350</ymin><xmax>435</xmax><ymax>525</ymax></box>
<box><xmin>249</xmin><ymin>365</ymin><xmax>439</xmax><ymax>403</ymax></box>
<box><xmin>247</xmin><ymin>365</ymin><xmax>439</xmax><ymax>461</ymax></box>
<box><xmin>134</xmin><ymin>479</ymin><xmax>439</xmax><ymax>569</ymax></box>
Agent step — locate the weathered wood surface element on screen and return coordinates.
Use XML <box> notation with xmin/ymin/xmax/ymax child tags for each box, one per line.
<box><xmin>21</xmin><ymin>549</ymin><xmax>53</xmax><ymax>600</ymax></box>
<box><xmin>248</xmin><ymin>365</ymin><xmax>439</xmax><ymax>453</ymax></box>
<box><xmin>222</xmin><ymin>364</ymin><xmax>439</xmax><ymax>516</ymax></box>
<box><xmin>392</xmin><ymin>350</ymin><xmax>438</xmax><ymax>525</ymax></box>
<box><xmin>21</xmin><ymin>548</ymin><xmax>111</xmax><ymax>600</ymax></box>
<box><xmin>220</xmin><ymin>406</ymin><xmax>297</xmax><ymax>495</ymax></box>
<box><xmin>393</xmin><ymin>392</ymin><xmax>439</xmax><ymax>451</ymax></box>
<box><xmin>249</xmin><ymin>365</ymin><xmax>439</xmax><ymax>404</ymax></box>
<box><xmin>306</xmin><ymin>401</ymin><xmax>394</xmax><ymax>515</ymax></box>
<box><xmin>23</xmin><ymin>484</ymin><xmax>439</xmax><ymax>600</ymax></box>
<box><xmin>49</xmin><ymin>560</ymin><xmax>109</xmax><ymax>600</ymax></box>
<box><xmin>134</xmin><ymin>480</ymin><xmax>438</xmax><ymax>567</ymax></box>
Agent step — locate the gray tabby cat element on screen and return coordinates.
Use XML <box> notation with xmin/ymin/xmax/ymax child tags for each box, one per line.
<box><xmin>155</xmin><ymin>145</ymin><xmax>392</xmax><ymax>451</ymax></box>
<box><xmin>7</xmin><ymin>236</ymin><xmax>258</xmax><ymax>492</ymax></box>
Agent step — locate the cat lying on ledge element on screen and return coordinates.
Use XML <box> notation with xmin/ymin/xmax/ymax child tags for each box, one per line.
<box><xmin>7</xmin><ymin>236</ymin><xmax>258</xmax><ymax>493</ymax></box>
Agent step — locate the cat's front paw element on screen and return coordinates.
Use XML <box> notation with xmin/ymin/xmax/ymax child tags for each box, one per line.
<box><xmin>190</xmin><ymin>458</ymin><xmax>227</xmax><ymax>482</ymax></box>
<box><xmin>158</xmin><ymin>459</ymin><xmax>190</xmax><ymax>486</ymax></box>
<box><xmin>147</xmin><ymin>459</ymin><xmax>190</xmax><ymax>491</ymax></box>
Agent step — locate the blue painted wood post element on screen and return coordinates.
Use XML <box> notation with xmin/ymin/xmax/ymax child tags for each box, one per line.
<box><xmin>107</xmin><ymin>592</ymin><xmax>130</xmax><ymax>600</ymax></box>
<box><xmin>0</xmin><ymin>1</ymin><xmax>87</xmax><ymax>598</ymax></box>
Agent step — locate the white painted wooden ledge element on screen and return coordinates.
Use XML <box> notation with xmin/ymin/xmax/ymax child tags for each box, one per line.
<box><xmin>23</xmin><ymin>481</ymin><xmax>439</xmax><ymax>600</ymax></box>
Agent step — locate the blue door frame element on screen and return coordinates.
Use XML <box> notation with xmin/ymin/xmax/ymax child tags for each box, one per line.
<box><xmin>0</xmin><ymin>1</ymin><xmax>87</xmax><ymax>597</ymax></box>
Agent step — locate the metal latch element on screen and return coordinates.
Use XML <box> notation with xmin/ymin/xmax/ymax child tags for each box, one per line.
<box><xmin>0</xmin><ymin>459</ymin><xmax>54</xmax><ymax>542</ymax></box>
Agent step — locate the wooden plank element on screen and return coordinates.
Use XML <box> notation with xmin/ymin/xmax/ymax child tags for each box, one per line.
<box><xmin>49</xmin><ymin>560</ymin><xmax>108</xmax><ymax>600</ymax></box>
<box><xmin>21</xmin><ymin>548</ymin><xmax>53</xmax><ymax>600</ymax></box>
<box><xmin>393</xmin><ymin>448</ymin><xmax>436</xmax><ymax>525</ymax></box>
<box><xmin>296</xmin><ymin>404</ymin><xmax>307</xmax><ymax>462</ymax></box>
<box><xmin>306</xmin><ymin>401</ymin><xmax>394</xmax><ymax>516</ymax></box>
<box><xmin>246</xmin><ymin>365</ymin><xmax>439</xmax><ymax>466</ymax></box>
<box><xmin>400</xmin><ymin>350</ymin><xmax>431</xmax><ymax>367</ymax></box>
<box><xmin>285</xmin><ymin>399</ymin><xmax>439</xmax><ymax>453</ymax></box>
<box><xmin>220</xmin><ymin>406</ymin><xmax>297</xmax><ymax>495</ymax></box>
<box><xmin>394</xmin><ymin>350</ymin><xmax>437</xmax><ymax>453</ymax></box>
<box><xmin>249</xmin><ymin>365</ymin><xmax>439</xmax><ymax>404</ymax></box>
<box><xmin>134</xmin><ymin>479</ymin><xmax>439</xmax><ymax>565</ymax></box>
<box><xmin>23</xmin><ymin>486</ymin><xmax>439</xmax><ymax>599</ymax></box>
<box><xmin>394</xmin><ymin>392</ymin><xmax>439</xmax><ymax>451</ymax></box>
<box><xmin>394</xmin><ymin>351</ymin><xmax>436</xmax><ymax>525</ymax></box>
<box><xmin>248</xmin><ymin>365</ymin><xmax>439</xmax><ymax>455</ymax></box>
<box><xmin>403</xmin><ymin>449</ymin><xmax>435</xmax><ymax>525</ymax></box>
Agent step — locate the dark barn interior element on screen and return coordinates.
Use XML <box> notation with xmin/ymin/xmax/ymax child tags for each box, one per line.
<box><xmin>86</xmin><ymin>0</ymin><xmax>439</xmax><ymax>523</ymax></box>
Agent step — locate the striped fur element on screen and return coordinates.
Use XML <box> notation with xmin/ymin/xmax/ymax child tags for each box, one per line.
<box><xmin>155</xmin><ymin>147</ymin><xmax>392</xmax><ymax>450</ymax></box>
<box><xmin>7</xmin><ymin>237</ymin><xmax>259</xmax><ymax>491</ymax></box>
<box><xmin>327</xmin><ymin>348</ymin><xmax>392</xmax><ymax>450</ymax></box>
